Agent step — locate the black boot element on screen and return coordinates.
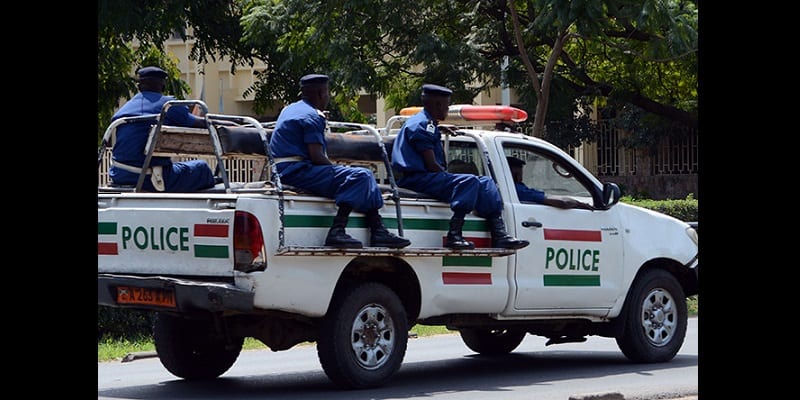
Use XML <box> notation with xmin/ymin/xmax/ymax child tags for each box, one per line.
<box><xmin>487</xmin><ymin>217</ymin><xmax>529</xmax><ymax>249</ymax></box>
<box><xmin>325</xmin><ymin>206</ymin><xmax>363</xmax><ymax>248</ymax></box>
<box><xmin>366</xmin><ymin>210</ymin><xmax>411</xmax><ymax>248</ymax></box>
<box><xmin>445</xmin><ymin>215</ymin><xmax>475</xmax><ymax>249</ymax></box>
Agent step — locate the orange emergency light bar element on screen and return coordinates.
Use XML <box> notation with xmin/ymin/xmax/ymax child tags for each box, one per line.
<box><xmin>399</xmin><ymin>104</ymin><xmax>528</xmax><ymax>123</ymax></box>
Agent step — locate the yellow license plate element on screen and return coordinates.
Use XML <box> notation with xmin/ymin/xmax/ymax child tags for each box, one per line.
<box><xmin>116</xmin><ymin>286</ymin><xmax>176</xmax><ymax>308</ymax></box>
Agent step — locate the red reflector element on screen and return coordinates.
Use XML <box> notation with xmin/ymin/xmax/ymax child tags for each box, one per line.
<box><xmin>234</xmin><ymin>211</ymin><xmax>266</xmax><ymax>272</ymax></box>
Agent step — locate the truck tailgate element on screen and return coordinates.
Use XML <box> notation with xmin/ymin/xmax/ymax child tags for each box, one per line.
<box><xmin>98</xmin><ymin>196</ymin><xmax>237</xmax><ymax>277</ymax></box>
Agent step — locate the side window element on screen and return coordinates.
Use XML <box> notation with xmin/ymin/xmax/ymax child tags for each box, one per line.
<box><xmin>446</xmin><ymin>141</ymin><xmax>483</xmax><ymax>176</ymax></box>
<box><xmin>504</xmin><ymin>147</ymin><xmax>591</xmax><ymax>198</ymax></box>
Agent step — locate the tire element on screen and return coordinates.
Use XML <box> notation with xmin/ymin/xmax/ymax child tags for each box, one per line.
<box><xmin>153</xmin><ymin>312</ymin><xmax>243</xmax><ymax>380</ymax></box>
<box><xmin>317</xmin><ymin>282</ymin><xmax>408</xmax><ymax>389</ymax></box>
<box><xmin>615</xmin><ymin>269</ymin><xmax>687</xmax><ymax>363</ymax></box>
<box><xmin>459</xmin><ymin>328</ymin><xmax>526</xmax><ymax>355</ymax></box>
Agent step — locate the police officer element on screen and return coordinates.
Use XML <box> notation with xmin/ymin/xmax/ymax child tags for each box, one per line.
<box><xmin>269</xmin><ymin>74</ymin><xmax>410</xmax><ymax>249</ymax></box>
<box><xmin>391</xmin><ymin>84</ymin><xmax>529</xmax><ymax>250</ymax></box>
<box><xmin>109</xmin><ymin>66</ymin><xmax>217</xmax><ymax>192</ymax></box>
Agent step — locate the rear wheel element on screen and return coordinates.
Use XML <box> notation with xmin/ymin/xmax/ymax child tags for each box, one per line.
<box><xmin>616</xmin><ymin>269</ymin><xmax>687</xmax><ymax>363</ymax></box>
<box><xmin>317</xmin><ymin>282</ymin><xmax>408</xmax><ymax>389</ymax></box>
<box><xmin>153</xmin><ymin>312</ymin><xmax>243</xmax><ymax>380</ymax></box>
<box><xmin>460</xmin><ymin>328</ymin><xmax>526</xmax><ymax>355</ymax></box>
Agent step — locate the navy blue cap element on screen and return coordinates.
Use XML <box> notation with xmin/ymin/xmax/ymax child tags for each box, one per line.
<box><xmin>506</xmin><ymin>156</ymin><xmax>526</xmax><ymax>167</ymax></box>
<box><xmin>300</xmin><ymin>74</ymin><xmax>330</xmax><ymax>88</ymax></box>
<box><xmin>137</xmin><ymin>66</ymin><xmax>168</xmax><ymax>80</ymax></box>
<box><xmin>421</xmin><ymin>84</ymin><xmax>452</xmax><ymax>97</ymax></box>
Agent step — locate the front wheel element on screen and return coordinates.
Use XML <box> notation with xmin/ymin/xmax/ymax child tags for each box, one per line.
<box><xmin>153</xmin><ymin>312</ymin><xmax>243</xmax><ymax>380</ymax></box>
<box><xmin>615</xmin><ymin>269</ymin><xmax>687</xmax><ymax>363</ymax></box>
<box><xmin>317</xmin><ymin>282</ymin><xmax>408</xmax><ymax>389</ymax></box>
<box><xmin>459</xmin><ymin>328</ymin><xmax>526</xmax><ymax>355</ymax></box>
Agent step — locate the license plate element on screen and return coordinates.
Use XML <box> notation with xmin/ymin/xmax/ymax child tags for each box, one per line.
<box><xmin>116</xmin><ymin>286</ymin><xmax>176</xmax><ymax>308</ymax></box>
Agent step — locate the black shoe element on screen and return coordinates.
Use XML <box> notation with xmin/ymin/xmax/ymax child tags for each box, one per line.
<box><xmin>364</xmin><ymin>210</ymin><xmax>411</xmax><ymax>248</ymax></box>
<box><xmin>492</xmin><ymin>236</ymin><xmax>529</xmax><ymax>249</ymax></box>
<box><xmin>325</xmin><ymin>227</ymin><xmax>363</xmax><ymax>248</ymax></box>
<box><xmin>445</xmin><ymin>234</ymin><xmax>475</xmax><ymax>249</ymax></box>
<box><xmin>487</xmin><ymin>217</ymin><xmax>529</xmax><ymax>249</ymax></box>
<box><xmin>445</xmin><ymin>215</ymin><xmax>475</xmax><ymax>249</ymax></box>
<box><xmin>371</xmin><ymin>229</ymin><xmax>411</xmax><ymax>248</ymax></box>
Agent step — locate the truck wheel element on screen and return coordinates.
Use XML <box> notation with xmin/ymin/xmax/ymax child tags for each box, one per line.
<box><xmin>153</xmin><ymin>312</ymin><xmax>243</xmax><ymax>380</ymax></box>
<box><xmin>459</xmin><ymin>328</ymin><xmax>526</xmax><ymax>355</ymax></box>
<box><xmin>317</xmin><ymin>282</ymin><xmax>408</xmax><ymax>389</ymax></box>
<box><xmin>616</xmin><ymin>269</ymin><xmax>687</xmax><ymax>363</ymax></box>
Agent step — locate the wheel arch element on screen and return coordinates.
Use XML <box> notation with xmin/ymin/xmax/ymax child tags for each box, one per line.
<box><xmin>330</xmin><ymin>256</ymin><xmax>422</xmax><ymax>323</ymax></box>
<box><xmin>613</xmin><ymin>259</ymin><xmax>690</xmax><ymax>336</ymax></box>
<box><xmin>639</xmin><ymin>257</ymin><xmax>698</xmax><ymax>297</ymax></box>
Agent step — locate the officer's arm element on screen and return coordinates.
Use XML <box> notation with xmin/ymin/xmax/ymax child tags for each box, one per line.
<box><xmin>421</xmin><ymin>149</ymin><xmax>444</xmax><ymax>172</ymax></box>
<box><xmin>541</xmin><ymin>195</ymin><xmax>594</xmax><ymax>210</ymax></box>
<box><xmin>308</xmin><ymin>143</ymin><xmax>332</xmax><ymax>165</ymax></box>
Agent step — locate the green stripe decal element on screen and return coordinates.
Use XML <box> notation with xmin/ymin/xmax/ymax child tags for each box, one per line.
<box><xmin>283</xmin><ymin>215</ymin><xmax>487</xmax><ymax>231</ymax></box>
<box><xmin>194</xmin><ymin>244</ymin><xmax>229</xmax><ymax>258</ymax></box>
<box><xmin>98</xmin><ymin>222</ymin><xmax>117</xmax><ymax>235</ymax></box>
<box><xmin>284</xmin><ymin>215</ymin><xmax>345</xmax><ymax>228</ymax></box>
<box><xmin>442</xmin><ymin>256</ymin><xmax>492</xmax><ymax>267</ymax></box>
<box><xmin>543</xmin><ymin>274</ymin><xmax>600</xmax><ymax>286</ymax></box>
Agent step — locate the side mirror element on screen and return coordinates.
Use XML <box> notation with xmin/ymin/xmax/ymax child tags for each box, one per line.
<box><xmin>602</xmin><ymin>182</ymin><xmax>621</xmax><ymax>208</ymax></box>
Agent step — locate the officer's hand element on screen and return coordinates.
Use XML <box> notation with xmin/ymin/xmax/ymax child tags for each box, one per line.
<box><xmin>440</xmin><ymin>124</ymin><xmax>460</xmax><ymax>136</ymax></box>
<box><xmin>569</xmin><ymin>199</ymin><xmax>594</xmax><ymax>210</ymax></box>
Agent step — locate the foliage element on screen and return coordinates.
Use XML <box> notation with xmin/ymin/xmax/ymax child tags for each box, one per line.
<box><xmin>97</xmin><ymin>306</ymin><xmax>153</xmax><ymax>340</ymax></box>
<box><xmin>236</xmin><ymin>0</ymin><xmax>697</xmax><ymax>140</ymax></box>
<box><xmin>98</xmin><ymin>334</ymin><xmax>155</xmax><ymax>362</ymax></box>
<box><xmin>97</xmin><ymin>0</ymin><xmax>251</xmax><ymax>141</ymax></box>
<box><xmin>98</xmin><ymin>0</ymin><xmax>697</xmax><ymax>148</ymax></box>
<box><xmin>621</xmin><ymin>193</ymin><xmax>698</xmax><ymax>223</ymax></box>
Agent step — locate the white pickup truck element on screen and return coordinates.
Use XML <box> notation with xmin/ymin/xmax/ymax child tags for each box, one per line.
<box><xmin>97</xmin><ymin>100</ymin><xmax>698</xmax><ymax>389</ymax></box>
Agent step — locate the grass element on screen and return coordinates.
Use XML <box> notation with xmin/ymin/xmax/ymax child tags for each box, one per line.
<box><xmin>99</xmin><ymin>297</ymin><xmax>698</xmax><ymax>363</ymax></box>
<box><xmin>97</xmin><ymin>324</ymin><xmax>455</xmax><ymax>363</ymax></box>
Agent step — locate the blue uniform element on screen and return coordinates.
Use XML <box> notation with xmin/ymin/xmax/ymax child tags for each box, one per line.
<box><xmin>109</xmin><ymin>91</ymin><xmax>215</xmax><ymax>192</ymax></box>
<box><xmin>391</xmin><ymin>110</ymin><xmax>503</xmax><ymax>218</ymax></box>
<box><xmin>515</xmin><ymin>182</ymin><xmax>546</xmax><ymax>203</ymax></box>
<box><xmin>269</xmin><ymin>99</ymin><xmax>383</xmax><ymax>212</ymax></box>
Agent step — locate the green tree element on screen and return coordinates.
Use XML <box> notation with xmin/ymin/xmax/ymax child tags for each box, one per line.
<box><xmin>239</xmin><ymin>0</ymin><xmax>696</xmax><ymax>142</ymax></box>
<box><xmin>97</xmin><ymin>0</ymin><xmax>252</xmax><ymax>142</ymax></box>
<box><xmin>98</xmin><ymin>0</ymin><xmax>697</xmax><ymax>147</ymax></box>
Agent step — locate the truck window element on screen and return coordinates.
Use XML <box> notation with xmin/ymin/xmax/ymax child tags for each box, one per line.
<box><xmin>446</xmin><ymin>141</ymin><xmax>483</xmax><ymax>176</ymax></box>
<box><xmin>504</xmin><ymin>147</ymin><xmax>591</xmax><ymax>198</ymax></box>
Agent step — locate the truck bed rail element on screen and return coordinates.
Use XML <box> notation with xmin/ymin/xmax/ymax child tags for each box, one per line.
<box><xmin>275</xmin><ymin>246</ymin><xmax>516</xmax><ymax>257</ymax></box>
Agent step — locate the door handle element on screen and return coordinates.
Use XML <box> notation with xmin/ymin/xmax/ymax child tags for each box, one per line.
<box><xmin>521</xmin><ymin>220</ymin><xmax>542</xmax><ymax>228</ymax></box>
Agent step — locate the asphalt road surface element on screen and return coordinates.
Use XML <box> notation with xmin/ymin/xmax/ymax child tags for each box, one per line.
<box><xmin>98</xmin><ymin>317</ymin><xmax>698</xmax><ymax>400</ymax></box>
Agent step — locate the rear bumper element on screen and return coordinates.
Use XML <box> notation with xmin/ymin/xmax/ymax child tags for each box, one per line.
<box><xmin>98</xmin><ymin>274</ymin><xmax>254</xmax><ymax>313</ymax></box>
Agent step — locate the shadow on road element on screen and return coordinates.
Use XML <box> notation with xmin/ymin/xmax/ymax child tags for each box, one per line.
<box><xmin>98</xmin><ymin>350</ymin><xmax>697</xmax><ymax>400</ymax></box>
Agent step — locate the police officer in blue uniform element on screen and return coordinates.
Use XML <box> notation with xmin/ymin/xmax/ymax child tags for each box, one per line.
<box><xmin>269</xmin><ymin>74</ymin><xmax>410</xmax><ymax>249</ymax></box>
<box><xmin>109</xmin><ymin>66</ymin><xmax>217</xmax><ymax>192</ymax></box>
<box><xmin>391</xmin><ymin>84</ymin><xmax>529</xmax><ymax>250</ymax></box>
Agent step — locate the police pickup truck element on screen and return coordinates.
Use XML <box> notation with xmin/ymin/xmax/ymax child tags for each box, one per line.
<box><xmin>97</xmin><ymin>100</ymin><xmax>698</xmax><ymax>389</ymax></box>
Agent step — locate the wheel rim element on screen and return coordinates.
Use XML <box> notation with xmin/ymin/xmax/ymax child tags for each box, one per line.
<box><xmin>350</xmin><ymin>303</ymin><xmax>395</xmax><ymax>370</ymax></box>
<box><xmin>639</xmin><ymin>288</ymin><xmax>677</xmax><ymax>347</ymax></box>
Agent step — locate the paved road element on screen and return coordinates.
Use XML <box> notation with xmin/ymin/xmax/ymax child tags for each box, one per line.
<box><xmin>99</xmin><ymin>318</ymin><xmax>698</xmax><ymax>399</ymax></box>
